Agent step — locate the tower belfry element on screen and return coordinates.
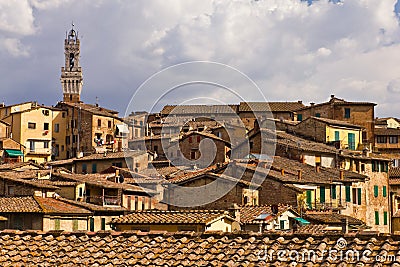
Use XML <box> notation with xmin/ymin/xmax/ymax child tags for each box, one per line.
<box><xmin>61</xmin><ymin>24</ymin><xmax>83</xmax><ymax>103</ymax></box>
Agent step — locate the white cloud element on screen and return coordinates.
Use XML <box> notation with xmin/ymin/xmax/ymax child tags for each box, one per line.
<box><xmin>1</xmin><ymin>0</ymin><xmax>400</xmax><ymax>117</ymax></box>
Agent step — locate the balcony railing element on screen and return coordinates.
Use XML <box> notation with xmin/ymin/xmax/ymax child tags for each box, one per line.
<box><xmin>306</xmin><ymin>200</ymin><xmax>344</xmax><ymax>210</ymax></box>
<box><xmin>85</xmin><ymin>195</ymin><xmax>121</xmax><ymax>206</ymax></box>
<box><xmin>28</xmin><ymin>148</ymin><xmax>51</xmax><ymax>155</ymax></box>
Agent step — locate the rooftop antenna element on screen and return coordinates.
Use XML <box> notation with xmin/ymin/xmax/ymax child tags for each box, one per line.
<box><xmin>95</xmin><ymin>96</ymin><xmax>99</xmax><ymax>107</ymax></box>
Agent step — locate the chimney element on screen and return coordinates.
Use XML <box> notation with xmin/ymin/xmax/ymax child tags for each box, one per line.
<box><xmin>115</xmin><ymin>169</ymin><xmax>120</xmax><ymax>177</ymax></box>
<box><xmin>340</xmin><ymin>170</ymin><xmax>344</xmax><ymax>180</ymax></box>
<box><xmin>316</xmin><ymin>165</ymin><xmax>320</xmax><ymax>173</ymax></box>
<box><xmin>341</xmin><ymin>218</ymin><xmax>348</xmax><ymax>234</ymax></box>
<box><xmin>281</xmin><ymin>169</ymin><xmax>285</xmax><ymax>176</ymax></box>
<box><xmin>331</xmin><ymin>94</ymin><xmax>335</xmax><ymax>99</ymax></box>
<box><xmin>298</xmin><ymin>100</ymin><xmax>303</xmax><ymax>104</ymax></box>
<box><xmin>310</xmin><ymin>102</ymin><xmax>315</xmax><ymax>106</ymax></box>
<box><xmin>298</xmin><ymin>170</ymin><xmax>302</xmax><ymax>180</ymax></box>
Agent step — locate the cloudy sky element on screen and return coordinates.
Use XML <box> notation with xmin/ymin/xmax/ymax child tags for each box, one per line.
<box><xmin>1</xmin><ymin>0</ymin><xmax>400</xmax><ymax>117</ymax></box>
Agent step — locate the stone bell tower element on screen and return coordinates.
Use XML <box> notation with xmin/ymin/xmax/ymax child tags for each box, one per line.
<box><xmin>61</xmin><ymin>24</ymin><xmax>83</xmax><ymax>103</ymax></box>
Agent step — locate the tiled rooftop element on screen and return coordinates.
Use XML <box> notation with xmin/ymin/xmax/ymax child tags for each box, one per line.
<box><xmin>239</xmin><ymin>101</ymin><xmax>305</xmax><ymax>112</ymax></box>
<box><xmin>161</xmin><ymin>104</ymin><xmax>238</xmax><ymax>115</ymax></box>
<box><xmin>0</xmin><ymin>196</ymin><xmax>42</xmax><ymax>213</ymax></box>
<box><xmin>375</xmin><ymin>128</ymin><xmax>400</xmax><ymax>136</ymax></box>
<box><xmin>34</xmin><ymin>196</ymin><xmax>92</xmax><ymax>215</ymax></box>
<box><xmin>239</xmin><ymin>204</ymin><xmax>291</xmax><ymax>224</ymax></box>
<box><xmin>58</xmin><ymin>102</ymin><xmax>120</xmax><ymax>118</ymax></box>
<box><xmin>304</xmin><ymin>212</ymin><xmax>365</xmax><ymax>226</ymax></box>
<box><xmin>0</xmin><ymin>230</ymin><xmax>399</xmax><ymax>266</ymax></box>
<box><xmin>111</xmin><ymin>210</ymin><xmax>231</xmax><ymax>225</ymax></box>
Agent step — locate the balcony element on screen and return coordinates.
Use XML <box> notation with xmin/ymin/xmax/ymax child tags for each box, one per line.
<box><xmin>85</xmin><ymin>195</ymin><xmax>121</xmax><ymax>206</ymax></box>
<box><xmin>27</xmin><ymin>148</ymin><xmax>51</xmax><ymax>155</ymax></box>
<box><xmin>306</xmin><ymin>200</ymin><xmax>344</xmax><ymax>210</ymax></box>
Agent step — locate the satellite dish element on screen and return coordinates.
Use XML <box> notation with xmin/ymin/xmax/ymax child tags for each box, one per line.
<box><xmin>118</xmin><ymin>174</ymin><xmax>124</xmax><ymax>183</ymax></box>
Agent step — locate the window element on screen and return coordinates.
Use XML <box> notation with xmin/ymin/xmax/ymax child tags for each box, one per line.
<box><xmin>306</xmin><ymin>190</ymin><xmax>312</xmax><ymax>208</ymax></box>
<box><xmin>352</xmin><ymin>188</ymin><xmax>362</xmax><ymax>205</ymax></box>
<box><xmin>374</xmin><ymin>185</ymin><xmax>379</xmax><ymax>197</ymax></box>
<box><xmin>250</xmin><ymin>141</ymin><xmax>254</xmax><ymax>149</ymax></box>
<box><xmin>297</xmin><ymin>114</ymin><xmax>303</xmax><ymax>121</ymax></box>
<box><xmin>383</xmin><ymin>186</ymin><xmax>387</xmax><ymax>197</ymax></box>
<box><xmin>108</xmin><ymin>121</ymin><xmax>112</xmax><ymax>128</ymax></box>
<box><xmin>191</xmin><ymin>151</ymin><xmax>196</xmax><ymax>159</ymax></box>
<box><xmin>331</xmin><ymin>185</ymin><xmax>337</xmax><ymax>200</ymax></box>
<box><xmin>55</xmin><ymin>144</ymin><xmax>59</xmax><ymax>157</ymax></box>
<box><xmin>375</xmin><ymin>211</ymin><xmax>379</xmax><ymax>225</ymax></box>
<box><xmin>345</xmin><ymin>186</ymin><xmax>351</xmax><ymax>202</ymax></box>
<box><xmin>389</xmin><ymin>136</ymin><xmax>398</xmax><ymax>144</ymax></box>
<box><xmin>54</xmin><ymin>123</ymin><xmax>60</xmax><ymax>133</ymax></box>
<box><xmin>377</xmin><ymin>136</ymin><xmax>387</xmax><ymax>143</ymax></box>
<box><xmin>384</xmin><ymin>211</ymin><xmax>388</xmax><ymax>225</ymax></box>
<box><xmin>71</xmin><ymin>120</ymin><xmax>76</xmax><ymax>129</ymax></box>
<box><xmin>61</xmin><ymin>145</ymin><xmax>64</xmax><ymax>152</ymax></box>
<box><xmin>44</xmin><ymin>123</ymin><xmax>49</xmax><ymax>131</ymax></box>
<box><xmin>92</xmin><ymin>163</ymin><xmax>97</xmax><ymax>173</ymax></box>
<box><xmin>66</xmin><ymin>136</ymin><xmax>70</xmax><ymax>145</ymax></box>
<box><xmin>348</xmin><ymin>133</ymin><xmax>356</xmax><ymax>150</ymax></box>
<box><xmin>344</xmin><ymin>108</ymin><xmax>351</xmax><ymax>118</ymax></box>
<box><xmin>154</xmin><ymin>145</ymin><xmax>158</xmax><ymax>153</ymax></box>
<box><xmin>7</xmin><ymin>185</ymin><xmax>15</xmax><ymax>196</ymax></box>
<box><xmin>44</xmin><ymin>141</ymin><xmax>49</xmax><ymax>149</ymax></box>
<box><xmin>30</xmin><ymin>141</ymin><xmax>35</xmax><ymax>152</ymax></box>
<box><xmin>73</xmin><ymin>220</ymin><xmax>78</xmax><ymax>231</ymax></box>
<box><xmin>28</xmin><ymin>122</ymin><xmax>36</xmax><ymax>129</ymax></box>
<box><xmin>62</xmin><ymin>112</ymin><xmax>66</xmax><ymax>118</ymax></box>
<box><xmin>319</xmin><ymin>186</ymin><xmax>325</xmax><ymax>203</ymax></box>
<box><xmin>78</xmin><ymin>187</ymin><xmax>83</xmax><ymax>197</ymax></box>
<box><xmin>135</xmin><ymin>196</ymin><xmax>138</xmax><ymax>210</ymax></box>
<box><xmin>280</xmin><ymin>220</ymin><xmax>285</xmax><ymax>229</ymax></box>
<box><xmin>97</xmin><ymin>119</ymin><xmax>101</xmax><ymax>127</ymax></box>
<box><xmin>335</xmin><ymin>131</ymin><xmax>340</xmax><ymax>141</ymax></box>
<box><xmin>89</xmin><ymin>218</ymin><xmax>94</xmax><ymax>231</ymax></box>
<box><xmin>101</xmin><ymin>218</ymin><xmax>106</xmax><ymax>230</ymax></box>
<box><xmin>82</xmin><ymin>164</ymin><xmax>87</xmax><ymax>173</ymax></box>
<box><xmin>55</xmin><ymin>219</ymin><xmax>61</xmax><ymax>230</ymax></box>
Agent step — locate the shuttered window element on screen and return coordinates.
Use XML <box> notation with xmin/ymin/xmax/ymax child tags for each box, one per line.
<box><xmin>345</xmin><ymin>186</ymin><xmax>351</xmax><ymax>202</ymax></box>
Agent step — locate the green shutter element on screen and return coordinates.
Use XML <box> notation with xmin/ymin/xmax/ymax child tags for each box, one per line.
<box><xmin>73</xmin><ymin>220</ymin><xmax>78</xmax><ymax>231</ymax></box>
<box><xmin>375</xmin><ymin>211</ymin><xmax>379</xmax><ymax>225</ymax></box>
<box><xmin>320</xmin><ymin>186</ymin><xmax>325</xmax><ymax>203</ymax></box>
<box><xmin>331</xmin><ymin>185</ymin><xmax>337</xmax><ymax>200</ymax></box>
<box><xmin>92</xmin><ymin>163</ymin><xmax>97</xmax><ymax>173</ymax></box>
<box><xmin>357</xmin><ymin>188</ymin><xmax>362</xmax><ymax>205</ymax></box>
<box><xmin>306</xmin><ymin>190</ymin><xmax>312</xmax><ymax>207</ymax></box>
<box><xmin>345</xmin><ymin>186</ymin><xmax>351</xmax><ymax>202</ymax></box>
<box><xmin>280</xmin><ymin>220</ymin><xmax>285</xmax><ymax>229</ymax></box>
<box><xmin>374</xmin><ymin>185</ymin><xmax>379</xmax><ymax>197</ymax></box>
<box><xmin>297</xmin><ymin>114</ymin><xmax>303</xmax><ymax>121</ymax></box>
<box><xmin>90</xmin><ymin>218</ymin><xmax>95</xmax><ymax>231</ymax></box>
<box><xmin>55</xmin><ymin>219</ymin><xmax>60</xmax><ymax>230</ymax></box>
<box><xmin>335</xmin><ymin>131</ymin><xmax>340</xmax><ymax>141</ymax></box>
<box><xmin>383</xmin><ymin>186</ymin><xmax>387</xmax><ymax>197</ymax></box>
<box><xmin>348</xmin><ymin>133</ymin><xmax>355</xmax><ymax>150</ymax></box>
<box><xmin>384</xmin><ymin>211</ymin><xmax>388</xmax><ymax>225</ymax></box>
<box><xmin>101</xmin><ymin>218</ymin><xmax>106</xmax><ymax>230</ymax></box>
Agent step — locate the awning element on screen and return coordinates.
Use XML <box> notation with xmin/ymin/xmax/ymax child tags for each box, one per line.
<box><xmin>4</xmin><ymin>149</ymin><xmax>24</xmax><ymax>157</ymax></box>
<box><xmin>294</xmin><ymin>217</ymin><xmax>310</xmax><ymax>225</ymax></box>
<box><xmin>116</xmin><ymin>124</ymin><xmax>129</xmax><ymax>134</ymax></box>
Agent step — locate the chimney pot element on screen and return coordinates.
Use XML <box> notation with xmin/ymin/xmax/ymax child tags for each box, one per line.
<box><xmin>310</xmin><ymin>102</ymin><xmax>315</xmax><ymax>106</ymax></box>
<box><xmin>281</xmin><ymin>169</ymin><xmax>285</xmax><ymax>176</ymax></box>
<box><xmin>340</xmin><ymin>170</ymin><xmax>344</xmax><ymax>180</ymax></box>
<box><xmin>298</xmin><ymin>170</ymin><xmax>302</xmax><ymax>180</ymax></box>
<box><xmin>341</xmin><ymin>218</ymin><xmax>348</xmax><ymax>234</ymax></box>
<box><xmin>331</xmin><ymin>94</ymin><xmax>335</xmax><ymax>99</ymax></box>
<box><xmin>298</xmin><ymin>100</ymin><xmax>303</xmax><ymax>104</ymax></box>
<box><xmin>316</xmin><ymin>165</ymin><xmax>320</xmax><ymax>173</ymax></box>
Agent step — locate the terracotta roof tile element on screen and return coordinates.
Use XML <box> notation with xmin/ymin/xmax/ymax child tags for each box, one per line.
<box><xmin>304</xmin><ymin>212</ymin><xmax>365</xmax><ymax>225</ymax></box>
<box><xmin>161</xmin><ymin>105</ymin><xmax>238</xmax><ymax>115</ymax></box>
<box><xmin>0</xmin><ymin>231</ymin><xmax>398</xmax><ymax>265</ymax></box>
<box><xmin>34</xmin><ymin>196</ymin><xmax>92</xmax><ymax>215</ymax></box>
<box><xmin>0</xmin><ymin>196</ymin><xmax>42</xmax><ymax>213</ymax></box>
<box><xmin>375</xmin><ymin>128</ymin><xmax>400</xmax><ymax>136</ymax></box>
<box><xmin>239</xmin><ymin>204</ymin><xmax>291</xmax><ymax>224</ymax></box>
<box><xmin>111</xmin><ymin>210</ymin><xmax>232</xmax><ymax>224</ymax></box>
<box><xmin>239</xmin><ymin>101</ymin><xmax>305</xmax><ymax>112</ymax></box>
